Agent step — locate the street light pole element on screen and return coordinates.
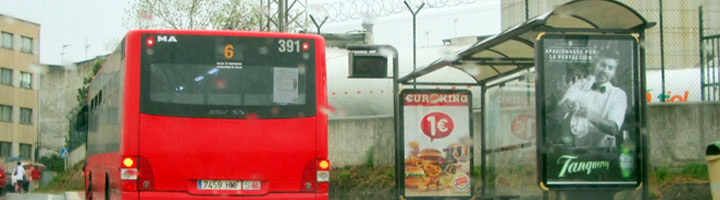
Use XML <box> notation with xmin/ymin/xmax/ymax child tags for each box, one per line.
<box><xmin>60</xmin><ymin>44</ymin><xmax>70</xmax><ymax>64</ymax></box>
<box><xmin>346</xmin><ymin>44</ymin><xmax>399</xmax><ymax>199</ymax></box>
<box><xmin>309</xmin><ymin>15</ymin><xmax>329</xmax><ymax>34</ymax></box>
<box><xmin>404</xmin><ymin>1</ymin><xmax>424</xmax><ymax>89</ymax></box>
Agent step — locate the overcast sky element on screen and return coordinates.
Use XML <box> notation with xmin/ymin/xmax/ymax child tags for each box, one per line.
<box><xmin>0</xmin><ymin>0</ymin><xmax>500</xmax><ymax>66</ymax></box>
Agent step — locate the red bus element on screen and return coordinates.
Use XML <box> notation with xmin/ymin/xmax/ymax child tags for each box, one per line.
<box><xmin>84</xmin><ymin>30</ymin><xmax>328</xmax><ymax>200</ymax></box>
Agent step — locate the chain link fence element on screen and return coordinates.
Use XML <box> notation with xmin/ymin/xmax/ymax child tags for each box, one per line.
<box><xmin>700</xmin><ymin>2</ymin><xmax>720</xmax><ymax>101</ymax></box>
<box><xmin>500</xmin><ymin>0</ymin><xmax>718</xmax><ymax>103</ymax></box>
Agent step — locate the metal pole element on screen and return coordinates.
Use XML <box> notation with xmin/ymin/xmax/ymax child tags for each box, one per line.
<box><xmin>404</xmin><ymin>1</ymin><xmax>424</xmax><ymax>89</ymax></box>
<box><xmin>525</xmin><ymin>0</ymin><xmax>529</xmax><ymax>21</ymax></box>
<box><xmin>699</xmin><ymin>6</ymin><xmax>705</xmax><ymax>101</ymax></box>
<box><xmin>480</xmin><ymin>84</ymin><xmax>487</xmax><ymax>196</ymax></box>
<box><xmin>659</xmin><ymin>0</ymin><xmax>666</xmax><ymax>102</ymax></box>
<box><xmin>640</xmin><ymin>30</ymin><xmax>650</xmax><ymax>200</ymax></box>
<box><xmin>60</xmin><ymin>44</ymin><xmax>70</xmax><ymax>64</ymax></box>
<box><xmin>642</xmin><ymin>134</ymin><xmax>649</xmax><ymax>200</ymax></box>
<box><xmin>393</xmin><ymin>48</ymin><xmax>400</xmax><ymax>200</ymax></box>
<box><xmin>279</xmin><ymin>0</ymin><xmax>287</xmax><ymax>32</ymax></box>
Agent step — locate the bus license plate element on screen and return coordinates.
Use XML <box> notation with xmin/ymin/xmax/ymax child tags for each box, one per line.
<box><xmin>198</xmin><ymin>180</ymin><xmax>244</xmax><ymax>190</ymax></box>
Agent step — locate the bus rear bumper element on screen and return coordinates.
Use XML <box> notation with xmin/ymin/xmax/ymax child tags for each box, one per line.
<box><xmin>130</xmin><ymin>192</ymin><xmax>328</xmax><ymax>200</ymax></box>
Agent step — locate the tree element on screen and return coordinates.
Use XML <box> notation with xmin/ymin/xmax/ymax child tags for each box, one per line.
<box><xmin>212</xmin><ymin>0</ymin><xmax>262</xmax><ymax>30</ymax></box>
<box><xmin>76</xmin><ymin>58</ymin><xmax>104</xmax><ymax>104</ymax></box>
<box><xmin>125</xmin><ymin>0</ymin><xmax>262</xmax><ymax>30</ymax></box>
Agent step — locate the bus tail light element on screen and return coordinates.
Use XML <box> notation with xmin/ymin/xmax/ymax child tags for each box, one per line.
<box><xmin>318</xmin><ymin>159</ymin><xmax>330</xmax><ymax>171</ymax></box>
<box><xmin>316</xmin><ymin>159</ymin><xmax>329</xmax><ymax>193</ymax></box>
<box><xmin>121</xmin><ymin>156</ymin><xmax>138</xmax><ymax>191</ymax></box>
<box><xmin>121</xmin><ymin>156</ymin><xmax>155</xmax><ymax>191</ymax></box>
<box><xmin>121</xmin><ymin>168</ymin><xmax>138</xmax><ymax>180</ymax></box>
<box><xmin>121</xmin><ymin>180</ymin><xmax>137</xmax><ymax>191</ymax></box>
<box><xmin>317</xmin><ymin>182</ymin><xmax>329</xmax><ymax>193</ymax></box>
<box><xmin>122</xmin><ymin>157</ymin><xmax>136</xmax><ymax>168</ymax></box>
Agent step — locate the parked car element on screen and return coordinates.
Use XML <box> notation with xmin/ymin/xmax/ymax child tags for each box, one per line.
<box><xmin>0</xmin><ymin>165</ymin><xmax>6</xmax><ymax>195</ymax></box>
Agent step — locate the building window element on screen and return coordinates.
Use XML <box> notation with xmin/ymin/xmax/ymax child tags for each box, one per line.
<box><xmin>0</xmin><ymin>142</ymin><xmax>10</xmax><ymax>158</ymax></box>
<box><xmin>0</xmin><ymin>105</ymin><xmax>10</xmax><ymax>122</ymax></box>
<box><xmin>20</xmin><ymin>107</ymin><xmax>31</xmax><ymax>124</ymax></box>
<box><xmin>20</xmin><ymin>72</ymin><xmax>31</xmax><ymax>88</ymax></box>
<box><xmin>20</xmin><ymin>36</ymin><xmax>32</xmax><ymax>53</ymax></box>
<box><xmin>1</xmin><ymin>32</ymin><xmax>12</xmax><ymax>49</ymax></box>
<box><xmin>19</xmin><ymin>143</ymin><xmax>31</xmax><ymax>159</ymax></box>
<box><xmin>1</xmin><ymin>68</ymin><xmax>11</xmax><ymax>85</ymax></box>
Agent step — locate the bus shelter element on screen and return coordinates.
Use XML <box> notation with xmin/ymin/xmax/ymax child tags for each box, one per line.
<box><xmin>395</xmin><ymin>0</ymin><xmax>653</xmax><ymax>199</ymax></box>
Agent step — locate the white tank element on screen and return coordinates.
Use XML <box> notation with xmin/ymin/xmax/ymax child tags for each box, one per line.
<box><xmin>325</xmin><ymin>44</ymin><xmax>482</xmax><ymax>119</ymax></box>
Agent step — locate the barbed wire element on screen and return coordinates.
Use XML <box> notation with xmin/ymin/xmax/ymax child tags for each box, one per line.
<box><xmin>317</xmin><ymin>0</ymin><xmax>488</xmax><ymax>22</ymax></box>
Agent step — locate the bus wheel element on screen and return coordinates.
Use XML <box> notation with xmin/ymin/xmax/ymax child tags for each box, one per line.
<box><xmin>105</xmin><ymin>174</ymin><xmax>110</xmax><ymax>200</ymax></box>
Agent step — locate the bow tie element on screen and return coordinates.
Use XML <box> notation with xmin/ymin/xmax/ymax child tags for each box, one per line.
<box><xmin>591</xmin><ymin>83</ymin><xmax>607</xmax><ymax>93</ymax></box>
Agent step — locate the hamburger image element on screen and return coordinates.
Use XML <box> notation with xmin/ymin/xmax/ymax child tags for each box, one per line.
<box><xmin>418</xmin><ymin>148</ymin><xmax>445</xmax><ymax>165</ymax></box>
<box><xmin>405</xmin><ymin>166</ymin><xmax>425</xmax><ymax>188</ymax></box>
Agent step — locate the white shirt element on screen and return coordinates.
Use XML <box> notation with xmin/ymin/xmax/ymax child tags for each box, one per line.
<box><xmin>559</xmin><ymin>77</ymin><xmax>628</xmax><ymax>138</ymax></box>
<box><xmin>12</xmin><ymin>164</ymin><xmax>25</xmax><ymax>183</ymax></box>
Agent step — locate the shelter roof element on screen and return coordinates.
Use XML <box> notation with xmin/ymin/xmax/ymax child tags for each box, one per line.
<box><xmin>399</xmin><ymin>0</ymin><xmax>652</xmax><ymax>85</ymax></box>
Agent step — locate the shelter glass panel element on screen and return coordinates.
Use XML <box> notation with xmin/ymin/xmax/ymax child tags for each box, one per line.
<box><xmin>483</xmin><ymin>76</ymin><xmax>540</xmax><ymax>198</ymax></box>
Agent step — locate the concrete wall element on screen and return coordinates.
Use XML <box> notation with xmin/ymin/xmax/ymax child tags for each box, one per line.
<box><xmin>38</xmin><ymin>57</ymin><xmax>103</xmax><ymax>158</ymax></box>
<box><xmin>328</xmin><ymin>112</ymin><xmax>484</xmax><ymax>167</ymax></box>
<box><xmin>67</xmin><ymin>144</ymin><xmax>85</xmax><ymax>167</ymax></box>
<box><xmin>648</xmin><ymin>102</ymin><xmax>720</xmax><ymax>167</ymax></box>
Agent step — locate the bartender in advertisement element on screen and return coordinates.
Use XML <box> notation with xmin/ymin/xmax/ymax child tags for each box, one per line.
<box><xmin>401</xmin><ymin>90</ymin><xmax>473</xmax><ymax>198</ymax></box>
<box><xmin>537</xmin><ymin>34</ymin><xmax>640</xmax><ymax>188</ymax></box>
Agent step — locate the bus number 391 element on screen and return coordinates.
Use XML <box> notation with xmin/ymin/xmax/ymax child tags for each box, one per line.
<box><xmin>278</xmin><ymin>39</ymin><xmax>300</xmax><ymax>53</ymax></box>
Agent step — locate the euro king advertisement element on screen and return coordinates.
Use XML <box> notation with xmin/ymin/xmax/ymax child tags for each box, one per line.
<box><xmin>535</xmin><ymin>34</ymin><xmax>641</xmax><ymax>189</ymax></box>
<box><xmin>400</xmin><ymin>89</ymin><xmax>473</xmax><ymax>198</ymax></box>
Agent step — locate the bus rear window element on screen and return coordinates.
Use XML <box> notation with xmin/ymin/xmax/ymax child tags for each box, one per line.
<box><xmin>140</xmin><ymin>34</ymin><xmax>316</xmax><ymax>118</ymax></box>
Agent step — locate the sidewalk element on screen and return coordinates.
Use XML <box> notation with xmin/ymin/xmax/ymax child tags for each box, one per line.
<box><xmin>63</xmin><ymin>192</ymin><xmax>83</xmax><ymax>200</ymax></box>
<box><xmin>4</xmin><ymin>193</ymin><xmax>64</xmax><ymax>200</ymax></box>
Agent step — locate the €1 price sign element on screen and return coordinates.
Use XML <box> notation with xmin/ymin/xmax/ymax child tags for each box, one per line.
<box><xmin>399</xmin><ymin>89</ymin><xmax>473</xmax><ymax>199</ymax></box>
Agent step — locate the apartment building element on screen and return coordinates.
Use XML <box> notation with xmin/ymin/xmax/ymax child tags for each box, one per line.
<box><xmin>0</xmin><ymin>14</ymin><xmax>40</xmax><ymax>163</ymax></box>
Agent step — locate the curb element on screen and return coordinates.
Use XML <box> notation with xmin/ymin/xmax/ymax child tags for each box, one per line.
<box><xmin>63</xmin><ymin>191</ymin><xmax>83</xmax><ymax>200</ymax></box>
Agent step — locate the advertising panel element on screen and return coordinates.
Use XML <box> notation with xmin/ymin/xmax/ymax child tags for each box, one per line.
<box><xmin>400</xmin><ymin>89</ymin><xmax>473</xmax><ymax>199</ymax></box>
<box><xmin>535</xmin><ymin>34</ymin><xmax>641</xmax><ymax>189</ymax></box>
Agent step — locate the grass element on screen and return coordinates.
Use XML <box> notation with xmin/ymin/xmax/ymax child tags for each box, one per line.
<box><xmin>330</xmin><ymin>164</ymin><xmax>484</xmax><ymax>199</ymax></box>
<box><xmin>33</xmin><ymin>160</ymin><xmax>85</xmax><ymax>193</ymax></box>
<box><xmin>654</xmin><ymin>167</ymin><xmax>670</xmax><ymax>183</ymax></box>
<box><xmin>365</xmin><ymin>146</ymin><xmax>375</xmax><ymax>168</ymax></box>
<box><xmin>330</xmin><ymin>165</ymin><xmax>395</xmax><ymax>200</ymax></box>
<box><xmin>649</xmin><ymin>162</ymin><xmax>711</xmax><ymax>199</ymax></box>
<box><xmin>651</xmin><ymin>163</ymin><xmax>709</xmax><ymax>185</ymax></box>
<box><xmin>680</xmin><ymin>163</ymin><xmax>709</xmax><ymax>180</ymax></box>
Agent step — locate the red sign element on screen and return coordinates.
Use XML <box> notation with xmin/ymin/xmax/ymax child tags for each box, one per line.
<box><xmin>402</xmin><ymin>90</ymin><xmax>472</xmax><ymax>198</ymax></box>
<box><xmin>510</xmin><ymin>114</ymin><xmax>536</xmax><ymax>140</ymax></box>
<box><xmin>404</xmin><ymin>93</ymin><xmax>469</xmax><ymax>106</ymax></box>
<box><xmin>420</xmin><ymin>112</ymin><xmax>455</xmax><ymax>142</ymax></box>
